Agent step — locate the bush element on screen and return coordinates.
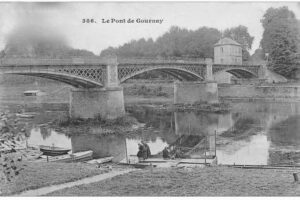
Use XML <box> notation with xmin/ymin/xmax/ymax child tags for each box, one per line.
<box><xmin>135</xmin><ymin>85</ymin><xmax>168</xmax><ymax>97</ymax></box>
<box><xmin>56</xmin><ymin>114</ymin><xmax>138</xmax><ymax>127</ymax></box>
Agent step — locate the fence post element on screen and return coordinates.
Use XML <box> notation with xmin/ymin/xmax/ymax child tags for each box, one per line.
<box><xmin>204</xmin><ymin>135</ymin><xmax>207</xmax><ymax>165</ymax></box>
<box><xmin>215</xmin><ymin>130</ymin><xmax>217</xmax><ymax>157</ymax></box>
<box><xmin>293</xmin><ymin>173</ymin><xmax>299</xmax><ymax>182</ymax></box>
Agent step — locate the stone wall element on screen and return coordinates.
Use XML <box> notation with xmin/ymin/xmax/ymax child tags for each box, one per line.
<box><xmin>174</xmin><ymin>81</ymin><xmax>219</xmax><ymax>104</ymax></box>
<box><xmin>219</xmin><ymin>85</ymin><xmax>300</xmax><ymax>99</ymax></box>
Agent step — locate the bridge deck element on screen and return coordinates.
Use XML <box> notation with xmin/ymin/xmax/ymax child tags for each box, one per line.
<box><xmin>0</xmin><ymin>58</ymin><xmax>263</xmax><ymax>87</ymax></box>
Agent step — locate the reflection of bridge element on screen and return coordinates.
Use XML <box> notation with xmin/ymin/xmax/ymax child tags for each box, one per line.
<box><xmin>0</xmin><ymin>57</ymin><xmax>264</xmax><ymax>119</ymax></box>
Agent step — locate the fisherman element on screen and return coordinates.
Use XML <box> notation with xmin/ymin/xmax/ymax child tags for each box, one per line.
<box><xmin>141</xmin><ymin>141</ymin><xmax>151</xmax><ymax>159</ymax></box>
<box><xmin>162</xmin><ymin>147</ymin><xmax>170</xmax><ymax>159</ymax></box>
<box><xmin>137</xmin><ymin>143</ymin><xmax>145</xmax><ymax>161</ymax></box>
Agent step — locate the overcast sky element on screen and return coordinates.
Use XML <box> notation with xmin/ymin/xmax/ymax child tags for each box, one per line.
<box><xmin>0</xmin><ymin>2</ymin><xmax>299</xmax><ymax>55</ymax></box>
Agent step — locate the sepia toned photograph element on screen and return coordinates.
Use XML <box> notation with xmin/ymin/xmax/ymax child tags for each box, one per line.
<box><xmin>0</xmin><ymin>1</ymin><xmax>300</xmax><ymax>197</ymax></box>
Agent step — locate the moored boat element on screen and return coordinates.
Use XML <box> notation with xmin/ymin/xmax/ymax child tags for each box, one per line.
<box><xmin>39</xmin><ymin>145</ymin><xmax>71</xmax><ymax>156</ymax></box>
<box><xmin>43</xmin><ymin>150</ymin><xmax>93</xmax><ymax>163</ymax></box>
<box><xmin>16</xmin><ymin>113</ymin><xmax>35</xmax><ymax>118</ymax></box>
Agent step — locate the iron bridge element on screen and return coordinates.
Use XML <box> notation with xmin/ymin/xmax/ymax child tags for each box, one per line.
<box><xmin>0</xmin><ymin>58</ymin><xmax>261</xmax><ymax>88</ymax></box>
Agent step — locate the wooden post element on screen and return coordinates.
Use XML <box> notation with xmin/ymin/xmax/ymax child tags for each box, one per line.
<box><xmin>170</xmin><ymin>114</ymin><xmax>173</xmax><ymax>130</ymax></box>
<box><xmin>215</xmin><ymin>130</ymin><xmax>217</xmax><ymax>157</ymax></box>
<box><xmin>293</xmin><ymin>173</ymin><xmax>299</xmax><ymax>182</ymax></box>
<box><xmin>46</xmin><ymin>156</ymin><xmax>49</xmax><ymax>162</ymax></box>
<box><xmin>204</xmin><ymin>136</ymin><xmax>207</xmax><ymax>165</ymax></box>
<box><xmin>150</xmin><ymin>163</ymin><xmax>153</xmax><ymax>173</ymax></box>
<box><xmin>125</xmin><ymin>139</ymin><xmax>128</xmax><ymax>164</ymax></box>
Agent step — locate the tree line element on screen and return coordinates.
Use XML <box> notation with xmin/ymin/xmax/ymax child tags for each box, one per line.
<box><xmin>100</xmin><ymin>25</ymin><xmax>254</xmax><ymax>62</ymax></box>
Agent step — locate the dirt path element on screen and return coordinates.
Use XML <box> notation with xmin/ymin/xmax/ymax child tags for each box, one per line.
<box><xmin>15</xmin><ymin>168</ymin><xmax>136</xmax><ymax>196</ymax></box>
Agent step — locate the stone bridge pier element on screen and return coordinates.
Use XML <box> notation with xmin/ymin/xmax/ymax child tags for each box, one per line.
<box><xmin>69</xmin><ymin>58</ymin><xmax>125</xmax><ymax>119</ymax></box>
<box><xmin>174</xmin><ymin>58</ymin><xmax>219</xmax><ymax>104</ymax></box>
<box><xmin>69</xmin><ymin>57</ymin><xmax>218</xmax><ymax>119</ymax></box>
<box><xmin>70</xmin><ymin>58</ymin><xmax>218</xmax><ymax>119</ymax></box>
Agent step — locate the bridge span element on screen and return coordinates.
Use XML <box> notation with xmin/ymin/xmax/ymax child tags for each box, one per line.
<box><xmin>0</xmin><ymin>57</ymin><xmax>265</xmax><ymax>119</ymax></box>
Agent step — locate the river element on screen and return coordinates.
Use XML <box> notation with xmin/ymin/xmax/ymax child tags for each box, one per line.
<box><xmin>1</xmin><ymin>84</ymin><xmax>300</xmax><ymax>165</ymax></box>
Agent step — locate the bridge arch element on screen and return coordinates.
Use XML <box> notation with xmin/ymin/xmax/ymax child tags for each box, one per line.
<box><xmin>213</xmin><ymin>68</ymin><xmax>258</xmax><ymax>79</ymax></box>
<box><xmin>1</xmin><ymin>71</ymin><xmax>104</xmax><ymax>88</ymax></box>
<box><xmin>119</xmin><ymin>66</ymin><xmax>205</xmax><ymax>83</ymax></box>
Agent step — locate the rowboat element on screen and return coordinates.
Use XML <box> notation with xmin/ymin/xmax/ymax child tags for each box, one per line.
<box><xmin>39</xmin><ymin>145</ymin><xmax>71</xmax><ymax>156</ymax></box>
<box><xmin>16</xmin><ymin>113</ymin><xmax>35</xmax><ymax>118</ymax></box>
<box><xmin>44</xmin><ymin>150</ymin><xmax>93</xmax><ymax>163</ymax></box>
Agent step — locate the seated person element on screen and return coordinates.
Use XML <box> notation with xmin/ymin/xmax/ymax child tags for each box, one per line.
<box><xmin>162</xmin><ymin>147</ymin><xmax>170</xmax><ymax>159</ymax></box>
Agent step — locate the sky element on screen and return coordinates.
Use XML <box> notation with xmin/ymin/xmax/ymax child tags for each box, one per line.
<box><xmin>0</xmin><ymin>2</ymin><xmax>299</xmax><ymax>55</ymax></box>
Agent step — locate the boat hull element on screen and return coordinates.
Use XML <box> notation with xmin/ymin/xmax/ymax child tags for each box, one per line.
<box><xmin>16</xmin><ymin>113</ymin><xmax>35</xmax><ymax>118</ymax></box>
<box><xmin>45</xmin><ymin>150</ymin><xmax>93</xmax><ymax>163</ymax></box>
<box><xmin>39</xmin><ymin>145</ymin><xmax>71</xmax><ymax>156</ymax></box>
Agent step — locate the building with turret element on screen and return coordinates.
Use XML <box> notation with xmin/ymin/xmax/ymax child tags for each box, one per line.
<box><xmin>214</xmin><ymin>37</ymin><xmax>242</xmax><ymax>65</ymax></box>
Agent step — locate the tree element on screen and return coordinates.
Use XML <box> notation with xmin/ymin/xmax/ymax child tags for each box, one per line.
<box><xmin>260</xmin><ymin>6</ymin><xmax>300</xmax><ymax>78</ymax></box>
<box><xmin>223</xmin><ymin>25</ymin><xmax>254</xmax><ymax>61</ymax></box>
<box><xmin>250</xmin><ymin>48</ymin><xmax>265</xmax><ymax>64</ymax></box>
<box><xmin>155</xmin><ymin>26</ymin><xmax>190</xmax><ymax>57</ymax></box>
<box><xmin>100</xmin><ymin>46</ymin><xmax>117</xmax><ymax>58</ymax></box>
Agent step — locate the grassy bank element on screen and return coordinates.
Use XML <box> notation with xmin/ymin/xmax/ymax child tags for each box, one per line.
<box><xmin>1</xmin><ymin>161</ymin><xmax>107</xmax><ymax>196</ymax></box>
<box><xmin>51</xmin><ymin>114</ymin><xmax>141</xmax><ymax>136</ymax></box>
<box><xmin>47</xmin><ymin>166</ymin><xmax>300</xmax><ymax>196</ymax></box>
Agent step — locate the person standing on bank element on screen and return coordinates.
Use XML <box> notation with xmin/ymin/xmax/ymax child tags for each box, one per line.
<box><xmin>162</xmin><ymin>147</ymin><xmax>170</xmax><ymax>159</ymax></box>
<box><xmin>137</xmin><ymin>143</ymin><xmax>145</xmax><ymax>161</ymax></box>
<box><xmin>141</xmin><ymin>141</ymin><xmax>151</xmax><ymax>159</ymax></box>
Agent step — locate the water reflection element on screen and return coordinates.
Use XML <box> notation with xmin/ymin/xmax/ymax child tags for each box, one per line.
<box><xmin>269</xmin><ymin>115</ymin><xmax>300</xmax><ymax>148</ymax></box>
<box><xmin>27</xmin><ymin>127</ymin><xmax>71</xmax><ymax>149</ymax></box>
<box><xmin>25</xmin><ymin>102</ymin><xmax>300</xmax><ymax>165</ymax></box>
<box><xmin>71</xmin><ymin>134</ymin><xmax>126</xmax><ymax>162</ymax></box>
<box><xmin>217</xmin><ymin>134</ymin><xmax>270</xmax><ymax>165</ymax></box>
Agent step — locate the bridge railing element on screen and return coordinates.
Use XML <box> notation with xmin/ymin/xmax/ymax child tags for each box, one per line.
<box><xmin>0</xmin><ymin>58</ymin><xmax>108</xmax><ymax>66</ymax></box>
<box><xmin>0</xmin><ymin>57</ymin><xmax>208</xmax><ymax>66</ymax></box>
<box><xmin>117</xmin><ymin>58</ymin><xmax>206</xmax><ymax>65</ymax></box>
<box><xmin>212</xmin><ymin>64</ymin><xmax>261</xmax><ymax>68</ymax></box>
<box><xmin>116</xmin><ymin>57</ymin><xmax>207</xmax><ymax>64</ymax></box>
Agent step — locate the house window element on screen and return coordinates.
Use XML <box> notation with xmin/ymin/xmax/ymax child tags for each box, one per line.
<box><xmin>221</xmin><ymin>47</ymin><xmax>223</xmax><ymax>53</ymax></box>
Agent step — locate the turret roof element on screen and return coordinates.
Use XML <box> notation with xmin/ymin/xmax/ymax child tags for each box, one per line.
<box><xmin>214</xmin><ymin>37</ymin><xmax>241</xmax><ymax>47</ymax></box>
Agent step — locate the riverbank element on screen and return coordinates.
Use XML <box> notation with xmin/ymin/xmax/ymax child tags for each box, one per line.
<box><xmin>47</xmin><ymin>166</ymin><xmax>300</xmax><ymax>196</ymax></box>
<box><xmin>0</xmin><ymin>161</ymin><xmax>113</xmax><ymax>195</ymax></box>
